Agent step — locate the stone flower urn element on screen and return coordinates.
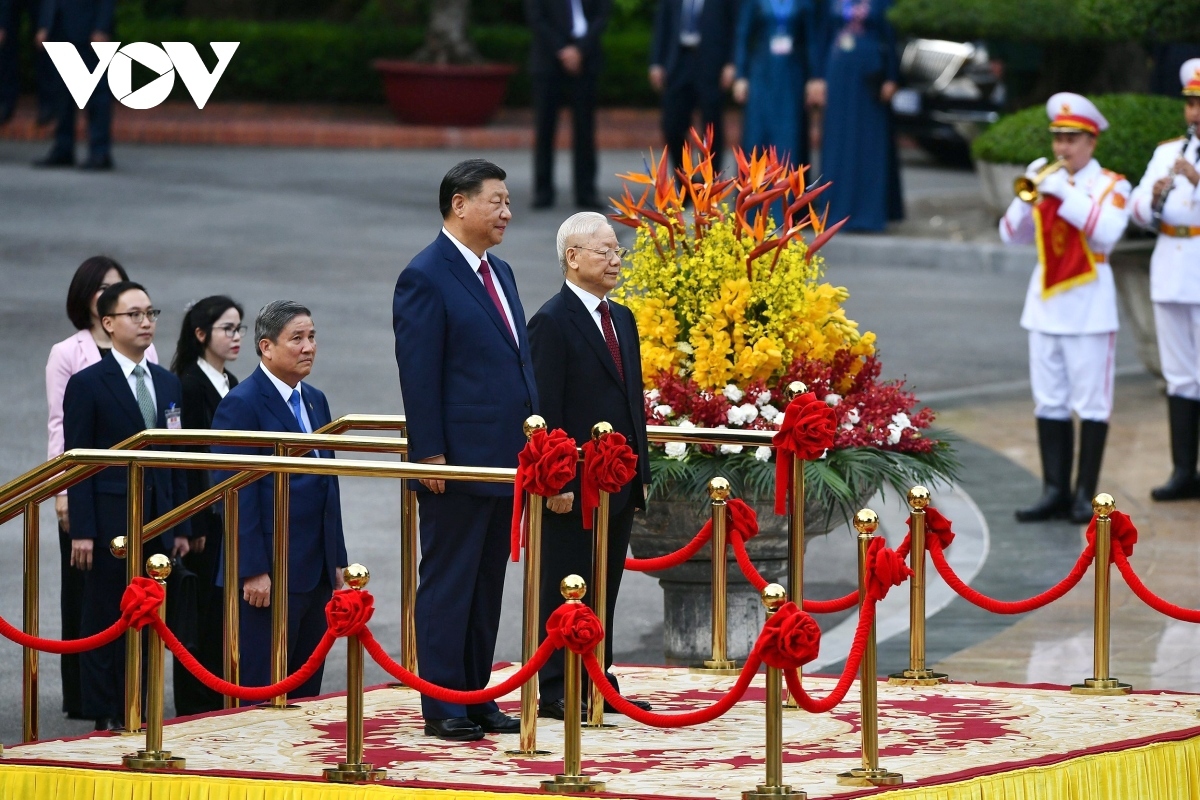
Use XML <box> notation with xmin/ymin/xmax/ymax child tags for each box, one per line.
<box><xmin>629</xmin><ymin>483</ymin><xmax>873</xmax><ymax>664</ymax></box>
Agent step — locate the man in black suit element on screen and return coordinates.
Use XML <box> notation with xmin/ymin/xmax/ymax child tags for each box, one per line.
<box><xmin>525</xmin><ymin>0</ymin><xmax>612</xmax><ymax>209</ymax></box>
<box><xmin>63</xmin><ymin>281</ymin><xmax>190</xmax><ymax>731</ymax></box>
<box><xmin>528</xmin><ymin>212</ymin><xmax>652</xmax><ymax>718</ymax></box>
<box><xmin>34</xmin><ymin>0</ymin><xmax>115</xmax><ymax>169</ymax></box>
<box><xmin>649</xmin><ymin>0</ymin><xmax>737</xmax><ymax>172</ymax></box>
<box><xmin>0</xmin><ymin>0</ymin><xmax>56</xmax><ymax>125</ymax></box>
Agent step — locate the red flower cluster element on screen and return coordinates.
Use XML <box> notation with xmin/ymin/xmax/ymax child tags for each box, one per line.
<box><xmin>120</xmin><ymin>577</ymin><xmax>165</xmax><ymax>631</ymax></box>
<box><xmin>326</xmin><ymin>589</ymin><xmax>375</xmax><ymax>638</ymax></box>
<box><xmin>547</xmin><ymin>603</ymin><xmax>605</xmax><ymax>654</ymax></box>
<box><xmin>755</xmin><ymin>602</ymin><xmax>821</xmax><ymax>669</ymax></box>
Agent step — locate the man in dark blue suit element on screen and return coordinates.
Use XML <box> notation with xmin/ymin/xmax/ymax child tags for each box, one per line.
<box><xmin>63</xmin><ymin>281</ymin><xmax>190</xmax><ymax>731</ymax></box>
<box><xmin>34</xmin><ymin>0</ymin><xmax>114</xmax><ymax>169</ymax></box>
<box><xmin>212</xmin><ymin>301</ymin><xmax>349</xmax><ymax>699</ymax></box>
<box><xmin>649</xmin><ymin>0</ymin><xmax>738</xmax><ymax>172</ymax></box>
<box><xmin>528</xmin><ymin>212</ymin><xmax>652</xmax><ymax>718</ymax></box>
<box><xmin>393</xmin><ymin>159</ymin><xmax>539</xmax><ymax>741</ymax></box>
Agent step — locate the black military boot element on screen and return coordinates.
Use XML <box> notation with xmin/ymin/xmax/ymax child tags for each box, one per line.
<box><xmin>1016</xmin><ymin>418</ymin><xmax>1074</xmax><ymax>522</ymax></box>
<box><xmin>1069</xmin><ymin>419</ymin><xmax>1109</xmax><ymax>524</ymax></box>
<box><xmin>1151</xmin><ymin>396</ymin><xmax>1200</xmax><ymax>501</ymax></box>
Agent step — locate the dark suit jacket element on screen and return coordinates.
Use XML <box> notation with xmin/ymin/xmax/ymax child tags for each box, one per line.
<box><xmin>39</xmin><ymin>0</ymin><xmax>114</xmax><ymax>41</ymax></box>
<box><xmin>179</xmin><ymin>360</ymin><xmax>239</xmax><ymax>541</ymax></box>
<box><xmin>525</xmin><ymin>0</ymin><xmax>612</xmax><ymax>75</ymax></box>
<box><xmin>393</xmin><ymin>232</ymin><xmax>539</xmax><ymax>496</ymax></box>
<box><xmin>528</xmin><ymin>284</ymin><xmax>649</xmax><ymax>510</ymax></box>
<box><xmin>211</xmin><ymin>366</ymin><xmax>348</xmax><ymax>594</ymax></box>
<box><xmin>62</xmin><ymin>354</ymin><xmax>187</xmax><ymax>548</ymax></box>
<box><xmin>650</xmin><ymin>0</ymin><xmax>738</xmax><ymax>83</ymax></box>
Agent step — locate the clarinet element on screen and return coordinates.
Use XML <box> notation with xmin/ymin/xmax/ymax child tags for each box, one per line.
<box><xmin>1153</xmin><ymin>123</ymin><xmax>1197</xmax><ymax>224</ymax></box>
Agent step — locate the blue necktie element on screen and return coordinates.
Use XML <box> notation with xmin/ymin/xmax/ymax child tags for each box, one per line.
<box><xmin>288</xmin><ymin>389</ymin><xmax>309</xmax><ymax>433</ymax></box>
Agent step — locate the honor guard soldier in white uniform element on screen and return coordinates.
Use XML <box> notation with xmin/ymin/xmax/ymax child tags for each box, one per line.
<box><xmin>1000</xmin><ymin>93</ymin><xmax>1132</xmax><ymax>524</ymax></box>
<box><xmin>1131</xmin><ymin>59</ymin><xmax>1200</xmax><ymax>501</ymax></box>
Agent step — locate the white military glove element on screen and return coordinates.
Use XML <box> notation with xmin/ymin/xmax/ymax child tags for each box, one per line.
<box><xmin>1037</xmin><ymin>168</ymin><xmax>1070</xmax><ymax>199</ymax></box>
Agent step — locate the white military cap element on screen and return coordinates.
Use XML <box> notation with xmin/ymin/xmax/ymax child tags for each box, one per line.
<box><xmin>1045</xmin><ymin>92</ymin><xmax>1107</xmax><ymax>136</ymax></box>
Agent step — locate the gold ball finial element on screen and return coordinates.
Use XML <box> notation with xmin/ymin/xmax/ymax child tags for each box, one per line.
<box><xmin>761</xmin><ymin>583</ymin><xmax>787</xmax><ymax>611</ymax></box>
<box><xmin>784</xmin><ymin>381</ymin><xmax>808</xmax><ymax>402</ymax></box>
<box><xmin>523</xmin><ymin>415</ymin><xmax>547</xmax><ymax>440</ymax></box>
<box><xmin>109</xmin><ymin>536</ymin><xmax>127</xmax><ymax>559</ymax></box>
<box><xmin>343</xmin><ymin>563</ymin><xmax>370</xmax><ymax>590</ymax></box>
<box><xmin>145</xmin><ymin>553</ymin><xmax>172</xmax><ymax>582</ymax></box>
<box><xmin>560</xmin><ymin>574</ymin><xmax>587</xmax><ymax>601</ymax></box>
<box><xmin>907</xmin><ymin>486</ymin><xmax>930</xmax><ymax>510</ymax></box>
<box><xmin>1092</xmin><ymin>493</ymin><xmax>1116</xmax><ymax>518</ymax></box>
<box><xmin>708</xmin><ymin>476</ymin><xmax>731</xmax><ymax>501</ymax></box>
<box><xmin>591</xmin><ymin>421</ymin><xmax>614</xmax><ymax>441</ymax></box>
<box><xmin>854</xmin><ymin>508</ymin><xmax>879</xmax><ymax>536</ymax></box>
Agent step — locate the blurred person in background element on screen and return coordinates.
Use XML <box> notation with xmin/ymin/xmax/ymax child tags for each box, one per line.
<box><xmin>45</xmin><ymin>256</ymin><xmax>158</xmax><ymax>722</ymax></box>
<box><xmin>0</xmin><ymin>0</ymin><xmax>55</xmax><ymax>125</ymax></box>
<box><xmin>170</xmin><ymin>295</ymin><xmax>244</xmax><ymax>715</ymax></box>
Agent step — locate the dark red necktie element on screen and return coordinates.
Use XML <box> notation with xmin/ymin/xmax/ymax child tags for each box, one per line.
<box><xmin>479</xmin><ymin>259</ymin><xmax>516</xmax><ymax>342</ymax></box>
<box><xmin>598</xmin><ymin>300</ymin><xmax>625</xmax><ymax>382</ymax></box>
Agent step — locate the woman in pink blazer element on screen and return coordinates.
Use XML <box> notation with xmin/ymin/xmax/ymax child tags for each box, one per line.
<box><xmin>44</xmin><ymin>255</ymin><xmax>158</xmax><ymax>719</ymax></box>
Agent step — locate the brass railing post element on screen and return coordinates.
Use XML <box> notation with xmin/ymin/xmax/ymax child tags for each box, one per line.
<box><xmin>1072</xmin><ymin>493</ymin><xmax>1132</xmax><ymax>695</ymax></box>
<box><xmin>744</xmin><ymin>583</ymin><xmax>806</xmax><ymax>800</ymax></box>
<box><xmin>692</xmin><ymin>477</ymin><xmax>738</xmax><ymax>674</ymax></box>
<box><xmin>585</xmin><ymin>422</ymin><xmax>616</xmax><ymax>730</ymax></box>
<box><xmin>542</xmin><ymin>575</ymin><xmax>605</xmax><ymax>794</ymax></box>
<box><xmin>838</xmin><ymin>510</ymin><xmax>902</xmax><ymax>787</ymax></box>
<box><xmin>222</xmin><ymin>487</ymin><xmax>241</xmax><ymax>708</ymax></box>
<box><xmin>889</xmin><ymin>487</ymin><xmax>948</xmax><ymax>686</ymax></box>
<box><xmin>269</xmin><ymin>443</ymin><xmax>292</xmax><ymax>709</ymax></box>
<box><xmin>783</xmin><ymin>381</ymin><xmax>807</xmax><ymax>708</ymax></box>
<box><xmin>401</xmin><ymin>478</ymin><xmax>419</xmax><ymax>675</ymax></box>
<box><xmin>22</xmin><ymin>501</ymin><xmax>39</xmax><ymax>743</ymax></box>
<box><xmin>507</xmin><ymin>416</ymin><xmax>551</xmax><ymax>757</ymax></box>
<box><xmin>325</xmin><ymin>565</ymin><xmax>386</xmax><ymax>783</ymax></box>
<box><xmin>123</xmin><ymin>554</ymin><xmax>184</xmax><ymax>770</ymax></box>
<box><xmin>124</xmin><ymin>463</ymin><xmax>145</xmax><ymax>734</ymax></box>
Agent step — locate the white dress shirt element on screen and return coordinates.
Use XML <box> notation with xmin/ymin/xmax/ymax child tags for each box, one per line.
<box><xmin>565</xmin><ymin>279</ymin><xmax>617</xmax><ymax>342</ymax></box>
<box><xmin>442</xmin><ymin>226</ymin><xmax>519</xmax><ymax>338</ymax></box>
<box><xmin>197</xmin><ymin>357</ymin><xmax>231</xmax><ymax>398</ymax></box>
<box><xmin>569</xmin><ymin>0</ymin><xmax>588</xmax><ymax>38</ymax></box>
<box><xmin>260</xmin><ymin>364</ymin><xmax>312</xmax><ymax>433</ymax></box>
<box><xmin>110</xmin><ymin>347</ymin><xmax>158</xmax><ymax>413</ymax></box>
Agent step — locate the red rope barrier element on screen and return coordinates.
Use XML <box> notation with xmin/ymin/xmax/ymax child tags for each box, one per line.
<box><xmin>731</xmin><ymin>534</ymin><xmax>768</xmax><ymax>591</ymax></box>
<box><xmin>1115</xmin><ymin>550</ymin><xmax>1200</xmax><ymax>623</ymax></box>
<box><xmin>802</xmin><ymin>592</ymin><xmax>860</xmax><ymax>614</ymax></box>
<box><xmin>929</xmin><ymin>537</ymin><xmax>1094</xmax><ymax>614</ymax></box>
<box><xmin>0</xmin><ymin>615</ymin><xmax>127</xmax><ymax>655</ymax></box>
<box><xmin>584</xmin><ymin>650</ymin><xmax>762</xmax><ymax>727</ymax></box>
<box><xmin>782</xmin><ymin>601</ymin><xmax>876</xmax><ymax>714</ymax></box>
<box><xmin>625</xmin><ymin>520</ymin><xmax>713</xmax><ymax>571</ymax></box>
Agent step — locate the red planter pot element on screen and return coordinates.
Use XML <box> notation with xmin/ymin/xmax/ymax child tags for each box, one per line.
<box><xmin>372</xmin><ymin>60</ymin><xmax>518</xmax><ymax>127</ymax></box>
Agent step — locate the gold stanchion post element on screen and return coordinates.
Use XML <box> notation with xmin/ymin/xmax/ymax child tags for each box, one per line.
<box><xmin>22</xmin><ymin>501</ymin><xmax>39</xmax><ymax>743</ymax></box>
<box><xmin>401</xmin><ymin>479</ymin><xmax>419</xmax><ymax>675</ymax></box>
<box><xmin>542</xmin><ymin>575</ymin><xmax>606</xmax><ymax>794</ymax></box>
<box><xmin>691</xmin><ymin>477</ymin><xmax>740</xmax><ymax>675</ymax></box>
<box><xmin>325</xmin><ymin>564</ymin><xmax>387</xmax><ymax>783</ymax></box>
<box><xmin>888</xmin><ymin>487</ymin><xmax>948</xmax><ymax>686</ymax></box>
<box><xmin>124</xmin><ymin>465</ymin><xmax>145</xmax><ymax>734</ymax></box>
<box><xmin>123</xmin><ymin>554</ymin><xmax>184</xmax><ymax>770</ymax></box>
<box><xmin>783</xmin><ymin>381</ymin><xmax>806</xmax><ymax>708</ymax></box>
<box><xmin>222</xmin><ymin>487</ymin><xmax>241</xmax><ymax>709</ymax></box>
<box><xmin>585</xmin><ymin>422</ymin><xmax>616</xmax><ymax>730</ymax></box>
<box><xmin>269</xmin><ymin>443</ymin><xmax>294</xmax><ymax>709</ymax></box>
<box><xmin>837</xmin><ymin>510</ymin><xmax>903</xmax><ymax>787</ymax></box>
<box><xmin>507</xmin><ymin>415</ymin><xmax>551</xmax><ymax>757</ymax></box>
<box><xmin>743</xmin><ymin>583</ymin><xmax>806</xmax><ymax>800</ymax></box>
<box><xmin>1071</xmin><ymin>493</ymin><xmax>1132</xmax><ymax>696</ymax></box>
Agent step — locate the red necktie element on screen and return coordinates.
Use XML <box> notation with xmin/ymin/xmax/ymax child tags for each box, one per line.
<box><xmin>598</xmin><ymin>300</ymin><xmax>625</xmax><ymax>382</ymax></box>
<box><xmin>479</xmin><ymin>259</ymin><xmax>516</xmax><ymax>343</ymax></box>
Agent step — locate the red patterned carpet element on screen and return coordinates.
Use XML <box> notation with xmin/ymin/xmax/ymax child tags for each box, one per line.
<box><xmin>5</xmin><ymin>665</ymin><xmax>1200</xmax><ymax>798</ymax></box>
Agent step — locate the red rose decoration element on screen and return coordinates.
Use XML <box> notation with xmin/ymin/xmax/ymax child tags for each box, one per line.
<box><xmin>120</xmin><ymin>577</ymin><xmax>165</xmax><ymax>631</ymax></box>
<box><xmin>755</xmin><ymin>602</ymin><xmax>821</xmax><ymax>669</ymax></box>
<box><xmin>1085</xmin><ymin>510</ymin><xmax>1137</xmax><ymax>561</ymax></box>
<box><xmin>726</xmin><ymin>498</ymin><xmax>759</xmax><ymax>543</ymax></box>
<box><xmin>923</xmin><ymin>507</ymin><xmax>956</xmax><ymax>551</ymax></box>
<box><xmin>511</xmin><ymin>428</ymin><xmax>579</xmax><ymax>560</ymax></box>
<box><xmin>866</xmin><ymin>538</ymin><xmax>913</xmax><ymax>603</ymax></box>
<box><xmin>772</xmin><ymin>393</ymin><xmax>837</xmax><ymax>514</ymax></box>
<box><xmin>547</xmin><ymin>603</ymin><xmax>605</xmax><ymax>654</ymax></box>
<box><xmin>325</xmin><ymin>589</ymin><xmax>375</xmax><ymax>638</ymax></box>
<box><xmin>580</xmin><ymin>432</ymin><xmax>638</xmax><ymax>530</ymax></box>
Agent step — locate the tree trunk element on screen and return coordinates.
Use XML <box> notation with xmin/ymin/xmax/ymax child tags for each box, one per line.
<box><xmin>411</xmin><ymin>0</ymin><xmax>482</xmax><ymax>64</ymax></box>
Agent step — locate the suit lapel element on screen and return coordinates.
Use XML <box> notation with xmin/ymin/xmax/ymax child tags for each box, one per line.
<box><xmin>439</xmin><ymin>234</ymin><xmax>519</xmax><ymax>353</ymax></box>
<box><xmin>562</xmin><ymin>284</ymin><xmax>624</xmax><ymax>388</ymax></box>
<box><xmin>100</xmin><ymin>357</ymin><xmax>148</xmax><ymax>430</ymax></box>
<box><xmin>256</xmin><ymin>369</ymin><xmax>303</xmax><ymax>435</ymax></box>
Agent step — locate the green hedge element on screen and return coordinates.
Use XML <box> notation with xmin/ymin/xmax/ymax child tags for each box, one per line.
<box><xmin>116</xmin><ymin>19</ymin><xmax>656</xmax><ymax>106</ymax></box>
<box><xmin>889</xmin><ymin>0</ymin><xmax>1200</xmax><ymax>42</ymax></box>
<box><xmin>971</xmin><ymin>94</ymin><xmax>1184</xmax><ymax>180</ymax></box>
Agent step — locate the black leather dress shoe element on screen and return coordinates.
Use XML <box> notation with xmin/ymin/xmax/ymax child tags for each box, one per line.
<box><xmin>93</xmin><ymin>717</ymin><xmax>121</xmax><ymax>732</ymax></box>
<box><xmin>33</xmin><ymin>150</ymin><xmax>75</xmax><ymax>168</ymax></box>
<box><xmin>606</xmin><ymin>698</ymin><xmax>653</xmax><ymax>713</ymax></box>
<box><xmin>537</xmin><ymin>698</ymin><xmax>586</xmax><ymax>720</ymax></box>
<box><xmin>80</xmin><ymin>155</ymin><xmax>114</xmax><ymax>171</ymax></box>
<box><xmin>424</xmin><ymin>717</ymin><xmax>485</xmax><ymax>741</ymax></box>
<box><xmin>469</xmin><ymin>710</ymin><xmax>520</xmax><ymax>733</ymax></box>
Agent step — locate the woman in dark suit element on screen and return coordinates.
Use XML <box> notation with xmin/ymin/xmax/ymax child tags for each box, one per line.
<box><xmin>170</xmin><ymin>295</ymin><xmax>244</xmax><ymax>715</ymax></box>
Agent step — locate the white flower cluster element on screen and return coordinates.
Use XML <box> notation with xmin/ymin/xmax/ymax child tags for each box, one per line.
<box><xmin>887</xmin><ymin>412</ymin><xmax>912</xmax><ymax>445</ymax></box>
<box><xmin>842</xmin><ymin>407</ymin><xmax>861</xmax><ymax>430</ymax></box>
<box><xmin>664</xmin><ymin>419</ymin><xmax>695</xmax><ymax>460</ymax></box>
<box><xmin>727</xmin><ymin>403</ymin><xmax>760</xmax><ymax>427</ymax></box>
<box><xmin>754</xmin><ymin>446</ymin><xmax>772</xmax><ymax>462</ymax></box>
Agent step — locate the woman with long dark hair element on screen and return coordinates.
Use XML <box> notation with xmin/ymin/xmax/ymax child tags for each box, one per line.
<box><xmin>170</xmin><ymin>295</ymin><xmax>244</xmax><ymax>715</ymax></box>
<box><xmin>45</xmin><ymin>255</ymin><xmax>159</xmax><ymax>720</ymax></box>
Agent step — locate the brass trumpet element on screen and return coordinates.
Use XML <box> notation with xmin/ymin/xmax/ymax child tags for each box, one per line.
<box><xmin>1014</xmin><ymin>157</ymin><xmax>1067</xmax><ymax>203</ymax></box>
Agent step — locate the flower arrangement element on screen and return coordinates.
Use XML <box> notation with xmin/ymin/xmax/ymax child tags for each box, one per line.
<box><xmin>609</xmin><ymin>130</ymin><xmax>957</xmax><ymax>519</ymax></box>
